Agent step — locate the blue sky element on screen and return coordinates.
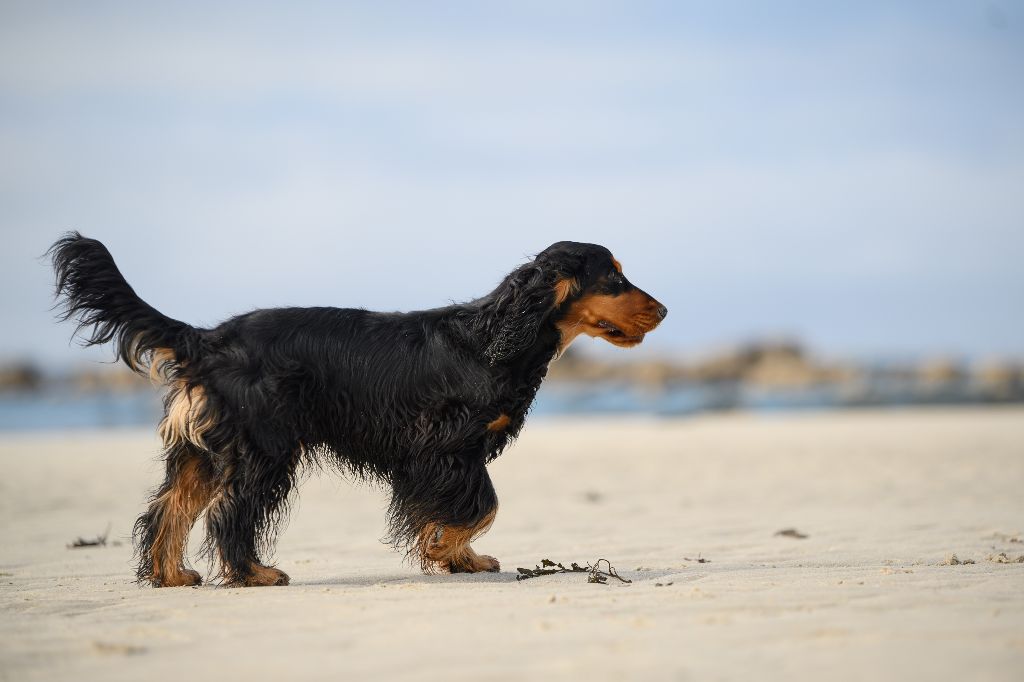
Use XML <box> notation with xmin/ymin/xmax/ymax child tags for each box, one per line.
<box><xmin>2</xmin><ymin>1</ymin><xmax>1022</xmax><ymax>366</ymax></box>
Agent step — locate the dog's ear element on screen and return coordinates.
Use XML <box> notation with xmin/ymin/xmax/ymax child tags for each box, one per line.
<box><xmin>477</xmin><ymin>247</ymin><xmax>590</xmax><ymax>365</ymax></box>
<box><xmin>478</xmin><ymin>264</ymin><xmax>557</xmax><ymax>365</ymax></box>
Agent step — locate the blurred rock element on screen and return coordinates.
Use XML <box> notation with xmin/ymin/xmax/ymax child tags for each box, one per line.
<box><xmin>917</xmin><ymin>358</ymin><xmax>967</xmax><ymax>387</ymax></box>
<box><xmin>70</xmin><ymin>367</ymin><xmax>149</xmax><ymax>393</ymax></box>
<box><xmin>0</xmin><ymin>362</ymin><xmax>43</xmax><ymax>392</ymax></box>
<box><xmin>742</xmin><ymin>344</ymin><xmax>820</xmax><ymax>388</ymax></box>
<box><xmin>973</xmin><ymin>360</ymin><xmax>1023</xmax><ymax>400</ymax></box>
<box><xmin>4</xmin><ymin>341</ymin><xmax>1022</xmax><ymax>410</ymax></box>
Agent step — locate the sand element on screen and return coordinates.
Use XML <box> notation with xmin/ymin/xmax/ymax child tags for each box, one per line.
<box><xmin>1</xmin><ymin>407</ymin><xmax>1022</xmax><ymax>681</ymax></box>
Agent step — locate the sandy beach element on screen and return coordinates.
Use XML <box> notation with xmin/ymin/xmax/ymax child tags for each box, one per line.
<box><xmin>1</xmin><ymin>407</ymin><xmax>1022</xmax><ymax>681</ymax></box>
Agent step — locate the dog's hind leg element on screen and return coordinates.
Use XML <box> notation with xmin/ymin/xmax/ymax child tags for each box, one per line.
<box><xmin>134</xmin><ymin>444</ymin><xmax>216</xmax><ymax>587</ymax></box>
<box><xmin>204</xmin><ymin>442</ymin><xmax>299</xmax><ymax>587</ymax></box>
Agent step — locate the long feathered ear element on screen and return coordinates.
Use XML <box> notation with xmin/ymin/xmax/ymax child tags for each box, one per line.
<box><xmin>477</xmin><ymin>264</ymin><xmax>557</xmax><ymax>365</ymax></box>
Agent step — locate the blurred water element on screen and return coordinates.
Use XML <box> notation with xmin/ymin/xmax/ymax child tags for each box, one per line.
<box><xmin>0</xmin><ymin>379</ymin><xmax>1011</xmax><ymax>432</ymax></box>
<box><xmin>0</xmin><ymin>390</ymin><xmax>163</xmax><ymax>432</ymax></box>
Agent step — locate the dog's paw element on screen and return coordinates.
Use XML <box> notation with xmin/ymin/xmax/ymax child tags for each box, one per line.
<box><xmin>153</xmin><ymin>567</ymin><xmax>202</xmax><ymax>588</ymax></box>
<box><xmin>225</xmin><ymin>564</ymin><xmax>290</xmax><ymax>587</ymax></box>
<box><xmin>449</xmin><ymin>554</ymin><xmax>500</xmax><ymax>573</ymax></box>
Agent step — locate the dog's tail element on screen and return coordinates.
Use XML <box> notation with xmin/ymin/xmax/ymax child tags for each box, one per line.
<box><xmin>49</xmin><ymin>232</ymin><xmax>204</xmax><ymax>381</ymax></box>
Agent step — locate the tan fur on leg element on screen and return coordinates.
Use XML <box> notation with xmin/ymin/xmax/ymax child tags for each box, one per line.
<box><xmin>223</xmin><ymin>561</ymin><xmax>290</xmax><ymax>587</ymax></box>
<box><xmin>417</xmin><ymin>508</ymin><xmax>500</xmax><ymax>574</ymax></box>
<box><xmin>148</xmin><ymin>456</ymin><xmax>215</xmax><ymax>587</ymax></box>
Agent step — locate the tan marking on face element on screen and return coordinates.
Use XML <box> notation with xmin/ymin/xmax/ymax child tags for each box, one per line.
<box><xmin>417</xmin><ymin>508</ymin><xmax>499</xmax><ymax>574</ymax></box>
<box><xmin>487</xmin><ymin>413</ymin><xmax>511</xmax><ymax>432</ymax></box>
<box><xmin>611</xmin><ymin>257</ymin><xmax>623</xmax><ymax>273</ymax></box>
<box><xmin>159</xmin><ymin>383</ymin><xmax>215</xmax><ymax>449</ymax></box>
<box><xmin>553</xmin><ymin>277</ymin><xmax>579</xmax><ymax>306</ymax></box>
<box><xmin>555</xmin><ymin>289</ymin><xmax>664</xmax><ymax>353</ymax></box>
<box><xmin>148</xmin><ymin>455</ymin><xmax>215</xmax><ymax>587</ymax></box>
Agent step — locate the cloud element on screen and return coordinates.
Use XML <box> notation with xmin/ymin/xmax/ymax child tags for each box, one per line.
<box><xmin>2</xmin><ymin>1</ymin><xmax>1023</xmax><ymax>362</ymax></box>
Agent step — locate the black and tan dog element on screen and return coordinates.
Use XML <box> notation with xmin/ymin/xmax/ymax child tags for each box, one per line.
<box><xmin>50</xmin><ymin>234</ymin><xmax>666</xmax><ymax>587</ymax></box>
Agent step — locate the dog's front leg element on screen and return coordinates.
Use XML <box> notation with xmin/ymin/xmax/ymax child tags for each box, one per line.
<box><xmin>391</xmin><ymin>451</ymin><xmax>501</xmax><ymax>574</ymax></box>
<box><xmin>417</xmin><ymin>507</ymin><xmax>500</xmax><ymax>574</ymax></box>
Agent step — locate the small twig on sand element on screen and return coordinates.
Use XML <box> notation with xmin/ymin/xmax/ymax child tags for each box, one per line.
<box><xmin>68</xmin><ymin>523</ymin><xmax>111</xmax><ymax>549</ymax></box>
<box><xmin>516</xmin><ymin>558</ymin><xmax>632</xmax><ymax>584</ymax></box>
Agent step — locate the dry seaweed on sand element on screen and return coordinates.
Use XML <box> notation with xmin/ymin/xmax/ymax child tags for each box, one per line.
<box><xmin>516</xmin><ymin>558</ymin><xmax>632</xmax><ymax>584</ymax></box>
<box><xmin>67</xmin><ymin>523</ymin><xmax>110</xmax><ymax>549</ymax></box>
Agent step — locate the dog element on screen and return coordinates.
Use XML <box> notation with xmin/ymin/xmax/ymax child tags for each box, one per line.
<box><xmin>50</xmin><ymin>234</ymin><xmax>666</xmax><ymax>587</ymax></box>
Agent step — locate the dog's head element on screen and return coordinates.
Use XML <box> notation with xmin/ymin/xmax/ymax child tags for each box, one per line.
<box><xmin>537</xmin><ymin>241</ymin><xmax>667</xmax><ymax>352</ymax></box>
<box><xmin>480</xmin><ymin>241</ymin><xmax>666</xmax><ymax>364</ymax></box>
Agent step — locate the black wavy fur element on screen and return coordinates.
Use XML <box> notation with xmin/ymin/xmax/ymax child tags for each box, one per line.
<box><xmin>49</xmin><ymin>232</ymin><xmax>665</xmax><ymax>586</ymax></box>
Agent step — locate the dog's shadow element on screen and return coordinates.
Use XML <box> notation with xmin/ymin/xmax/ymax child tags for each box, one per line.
<box><xmin>291</xmin><ymin>571</ymin><xmax>520</xmax><ymax>587</ymax></box>
<box><xmin>291</xmin><ymin>568</ymin><xmax>681</xmax><ymax>588</ymax></box>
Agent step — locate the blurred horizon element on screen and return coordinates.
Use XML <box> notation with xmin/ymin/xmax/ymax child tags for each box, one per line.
<box><xmin>2</xmin><ymin>1</ymin><xmax>1023</xmax><ymax>369</ymax></box>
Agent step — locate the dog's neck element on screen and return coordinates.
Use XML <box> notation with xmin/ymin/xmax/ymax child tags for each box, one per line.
<box><xmin>501</xmin><ymin>322</ymin><xmax>561</xmax><ymax>374</ymax></box>
<box><xmin>481</xmin><ymin>319</ymin><xmax>560</xmax><ymax>441</ymax></box>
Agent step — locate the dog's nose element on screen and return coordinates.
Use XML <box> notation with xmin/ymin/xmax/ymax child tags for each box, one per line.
<box><xmin>656</xmin><ymin>305</ymin><xmax>668</xmax><ymax>320</ymax></box>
